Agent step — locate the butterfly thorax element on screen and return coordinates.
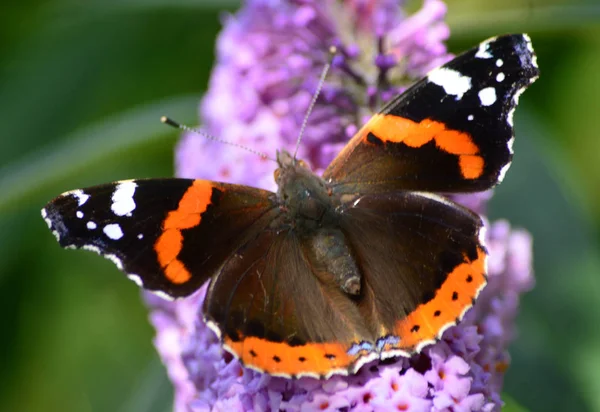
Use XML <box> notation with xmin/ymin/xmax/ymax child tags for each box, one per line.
<box><xmin>274</xmin><ymin>150</ymin><xmax>335</xmax><ymax>224</ymax></box>
<box><xmin>274</xmin><ymin>150</ymin><xmax>362</xmax><ymax>295</ymax></box>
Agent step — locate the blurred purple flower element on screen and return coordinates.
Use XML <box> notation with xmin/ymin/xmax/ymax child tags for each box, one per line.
<box><xmin>146</xmin><ymin>0</ymin><xmax>535</xmax><ymax>410</ymax></box>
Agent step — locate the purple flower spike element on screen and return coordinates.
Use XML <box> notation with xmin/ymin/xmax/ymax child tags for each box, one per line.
<box><xmin>145</xmin><ymin>1</ymin><xmax>535</xmax><ymax>410</ymax></box>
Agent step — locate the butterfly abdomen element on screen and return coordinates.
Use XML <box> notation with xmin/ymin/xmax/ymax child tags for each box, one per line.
<box><xmin>305</xmin><ymin>227</ymin><xmax>362</xmax><ymax>296</ymax></box>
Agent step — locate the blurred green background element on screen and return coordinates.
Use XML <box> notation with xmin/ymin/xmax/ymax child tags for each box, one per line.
<box><xmin>1</xmin><ymin>0</ymin><xmax>599</xmax><ymax>411</ymax></box>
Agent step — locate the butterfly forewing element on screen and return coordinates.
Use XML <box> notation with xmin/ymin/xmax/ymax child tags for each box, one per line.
<box><xmin>42</xmin><ymin>179</ymin><xmax>278</xmax><ymax>298</ymax></box>
<box><xmin>324</xmin><ymin>34</ymin><xmax>539</xmax><ymax>194</ymax></box>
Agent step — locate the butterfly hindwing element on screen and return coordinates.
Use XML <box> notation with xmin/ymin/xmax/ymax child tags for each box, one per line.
<box><xmin>338</xmin><ymin>191</ymin><xmax>487</xmax><ymax>355</ymax></box>
<box><xmin>324</xmin><ymin>34</ymin><xmax>539</xmax><ymax>194</ymax></box>
<box><xmin>202</xmin><ymin>189</ymin><xmax>487</xmax><ymax>377</ymax></box>
<box><xmin>203</xmin><ymin>227</ymin><xmax>374</xmax><ymax>378</ymax></box>
<box><xmin>42</xmin><ymin>179</ymin><xmax>277</xmax><ymax>298</ymax></box>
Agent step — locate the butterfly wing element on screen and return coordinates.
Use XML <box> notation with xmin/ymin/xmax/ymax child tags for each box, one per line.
<box><xmin>202</xmin><ymin>190</ymin><xmax>488</xmax><ymax>378</ymax></box>
<box><xmin>203</xmin><ymin>226</ymin><xmax>376</xmax><ymax>379</ymax></box>
<box><xmin>324</xmin><ymin>34</ymin><xmax>539</xmax><ymax>194</ymax></box>
<box><xmin>42</xmin><ymin>178</ymin><xmax>278</xmax><ymax>298</ymax></box>
<box><xmin>339</xmin><ymin>191</ymin><xmax>487</xmax><ymax>355</ymax></box>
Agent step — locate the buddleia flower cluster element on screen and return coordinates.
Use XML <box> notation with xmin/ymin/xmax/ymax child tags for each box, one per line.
<box><xmin>145</xmin><ymin>1</ymin><xmax>535</xmax><ymax>410</ymax></box>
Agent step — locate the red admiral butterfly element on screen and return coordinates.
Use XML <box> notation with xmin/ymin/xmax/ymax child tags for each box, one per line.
<box><xmin>42</xmin><ymin>34</ymin><xmax>538</xmax><ymax>379</ymax></box>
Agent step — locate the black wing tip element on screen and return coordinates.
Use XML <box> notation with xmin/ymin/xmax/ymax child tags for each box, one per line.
<box><xmin>514</xmin><ymin>33</ymin><xmax>539</xmax><ymax>75</ymax></box>
<box><xmin>487</xmin><ymin>33</ymin><xmax>539</xmax><ymax>76</ymax></box>
<box><xmin>41</xmin><ymin>202</ymin><xmax>72</xmax><ymax>247</ymax></box>
<box><xmin>41</xmin><ymin>189</ymin><xmax>90</xmax><ymax>247</ymax></box>
<box><xmin>41</xmin><ymin>206</ymin><xmax>54</xmax><ymax>232</ymax></box>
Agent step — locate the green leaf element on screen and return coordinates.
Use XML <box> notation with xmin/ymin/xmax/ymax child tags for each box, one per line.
<box><xmin>502</xmin><ymin>393</ymin><xmax>530</xmax><ymax>412</ymax></box>
<box><xmin>118</xmin><ymin>359</ymin><xmax>173</xmax><ymax>412</ymax></box>
<box><xmin>448</xmin><ymin>3</ymin><xmax>600</xmax><ymax>38</ymax></box>
<box><xmin>0</xmin><ymin>94</ymin><xmax>199</xmax><ymax>213</ymax></box>
<box><xmin>53</xmin><ymin>0</ymin><xmax>239</xmax><ymax>15</ymax></box>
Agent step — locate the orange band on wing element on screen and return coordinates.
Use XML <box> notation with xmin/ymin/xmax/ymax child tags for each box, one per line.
<box><xmin>224</xmin><ymin>335</ymin><xmax>355</xmax><ymax>377</ymax></box>
<box><xmin>366</xmin><ymin>114</ymin><xmax>484</xmax><ymax>179</ymax></box>
<box><xmin>154</xmin><ymin>180</ymin><xmax>214</xmax><ymax>284</ymax></box>
<box><xmin>459</xmin><ymin>155</ymin><xmax>485</xmax><ymax>179</ymax></box>
<box><xmin>392</xmin><ymin>246</ymin><xmax>487</xmax><ymax>350</ymax></box>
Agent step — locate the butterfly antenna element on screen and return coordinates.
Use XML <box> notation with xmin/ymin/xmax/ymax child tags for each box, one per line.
<box><xmin>293</xmin><ymin>46</ymin><xmax>337</xmax><ymax>158</ymax></box>
<box><xmin>161</xmin><ymin>116</ymin><xmax>276</xmax><ymax>162</ymax></box>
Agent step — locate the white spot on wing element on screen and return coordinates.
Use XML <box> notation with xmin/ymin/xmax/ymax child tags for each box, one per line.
<box><xmin>513</xmin><ymin>86</ymin><xmax>525</xmax><ymax>105</ymax></box>
<box><xmin>507</xmin><ymin>84</ymin><xmax>528</xmax><ymax>127</ymax></box>
<box><xmin>496</xmin><ymin>59</ymin><xmax>503</xmax><ymax>67</ymax></box>
<box><xmin>105</xmin><ymin>254</ymin><xmax>123</xmax><ymax>270</ymax></box>
<box><xmin>497</xmin><ymin>162</ymin><xmax>512</xmax><ymax>183</ymax></box>
<box><xmin>70</xmin><ymin>190</ymin><xmax>90</xmax><ymax>206</ymax></box>
<box><xmin>524</xmin><ymin>33</ymin><xmax>533</xmax><ymax>49</ymax></box>
<box><xmin>43</xmin><ymin>209</ymin><xmax>58</xmax><ymax>239</ymax></box>
<box><xmin>478</xmin><ymin>225</ymin><xmax>488</xmax><ymax>248</ymax></box>
<box><xmin>415</xmin><ymin>338</ymin><xmax>439</xmax><ymax>354</ymax></box>
<box><xmin>351</xmin><ymin>352</ymin><xmax>380</xmax><ymax>373</ymax></box>
<box><xmin>87</xmin><ymin>221</ymin><xmax>97</xmax><ymax>230</ymax></box>
<box><xmin>475</xmin><ymin>40</ymin><xmax>493</xmax><ymax>59</ymax></box>
<box><xmin>507</xmin><ymin>137</ymin><xmax>515</xmax><ymax>155</ymax></box>
<box><xmin>205</xmin><ymin>319</ymin><xmax>222</xmax><ymax>339</ymax></box>
<box><xmin>41</xmin><ymin>208</ymin><xmax>53</xmax><ymax>229</ymax></box>
<box><xmin>82</xmin><ymin>244</ymin><xmax>101</xmax><ymax>254</ymax></box>
<box><xmin>378</xmin><ymin>349</ymin><xmax>410</xmax><ymax>361</ymax></box>
<box><xmin>80</xmin><ymin>244</ymin><xmax>128</xmax><ymax>270</ymax></box>
<box><xmin>137</xmin><ymin>233</ymin><xmax>144</xmax><ymax>239</ymax></box>
<box><xmin>427</xmin><ymin>67</ymin><xmax>472</xmax><ymax>100</ymax></box>
<box><xmin>467</xmin><ymin>114</ymin><xmax>474</xmax><ymax>121</ymax></box>
<box><xmin>507</xmin><ymin>108</ymin><xmax>515</xmax><ymax>126</ymax></box>
<box><xmin>297</xmin><ymin>371</ymin><xmax>322</xmax><ymax>380</ymax></box>
<box><xmin>478</xmin><ymin>87</ymin><xmax>497</xmax><ymax>106</ymax></box>
<box><xmin>496</xmin><ymin>72</ymin><xmax>505</xmax><ymax>82</ymax></box>
<box><xmin>127</xmin><ymin>274</ymin><xmax>143</xmax><ymax>287</ymax></box>
<box><xmin>478</xmin><ymin>219</ymin><xmax>490</xmax><ymax>276</ymax></box>
<box><xmin>523</xmin><ymin>33</ymin><xmax>538</xmax><ymax>68</ymax></box>
<box><xmin>103</xmin><ymin>223</ymin><xmax>123</xmax><ymax>240</ymax></box>
<box><xmin>76</xmin><ymin>211</ymin><xmax>84</xmax><ymax>219</ymax></box>
<box><xmin>111</xmin><ymin>181</ymin><xmax>137</xmax><ymax>217</ymax></box>
<box><xmin>322</xmin><ymin>368</ymin><xmax>350</xmax><ymax>380</ymax></box>
<box><xmin>531</xmin><ymin>53</ymin><xmax>539</xmax><ymax>69</ymax></box>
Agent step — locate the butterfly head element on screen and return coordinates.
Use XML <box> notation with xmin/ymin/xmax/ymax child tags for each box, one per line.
<box><xmin>274</xmin><ymin>150</ymin><xmax>309</xmax><ymax>183</ymax></box>
<box><xmin>274</xmin><ymin>150</ymin><xmax>331</xmax><ymax>222</ymax></box>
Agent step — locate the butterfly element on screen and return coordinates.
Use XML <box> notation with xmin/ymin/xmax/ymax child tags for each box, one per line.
<box><xmin>42</xmin><ymin>34</ymin><xmax>538</xmax><ymax>379</ymax></box>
